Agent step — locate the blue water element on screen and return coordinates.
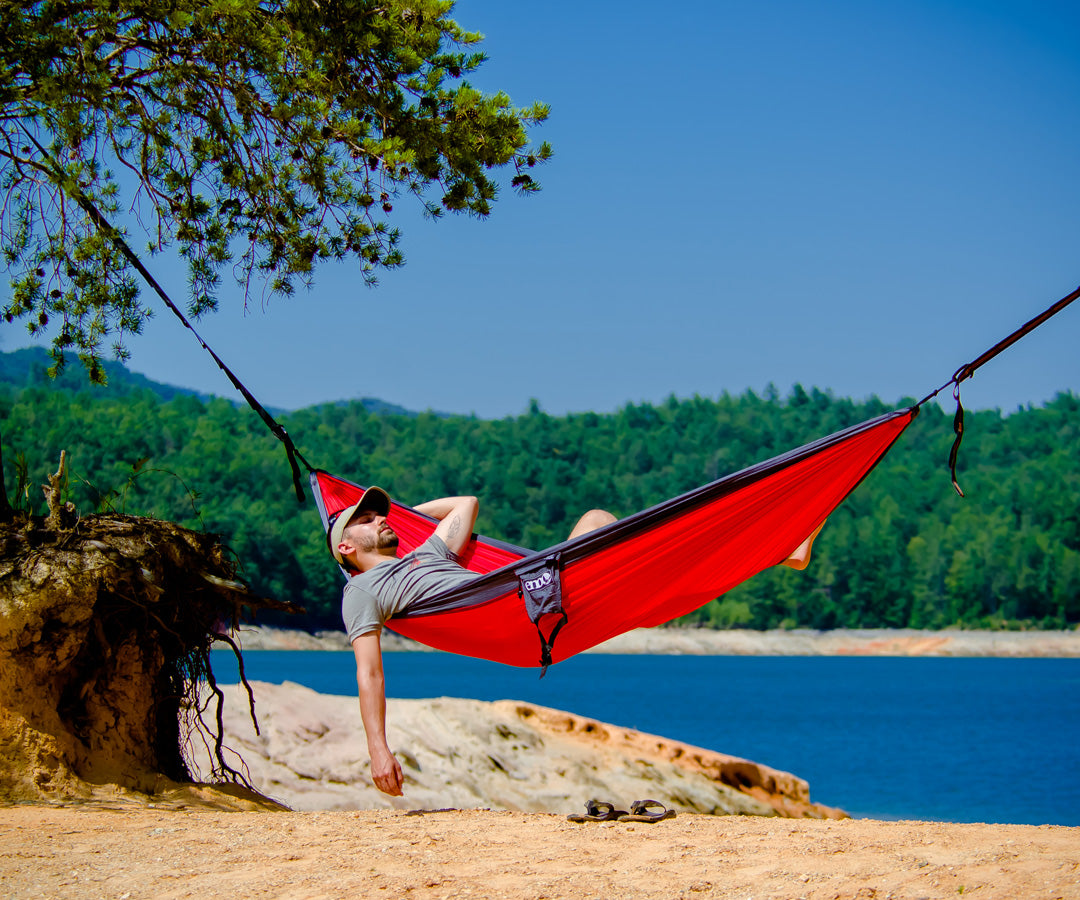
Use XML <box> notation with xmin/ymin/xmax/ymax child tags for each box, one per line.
<box><xmin>209</xmin><ymin>650</ymin><xmax>1080</xmax><ymax>826</ymax></box>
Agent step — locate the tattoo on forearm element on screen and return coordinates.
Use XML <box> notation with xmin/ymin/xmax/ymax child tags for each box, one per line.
<box><xmin>446</xmin><ymin>515</ymin><xmax>461</xmax><ymax>542</ymax></box>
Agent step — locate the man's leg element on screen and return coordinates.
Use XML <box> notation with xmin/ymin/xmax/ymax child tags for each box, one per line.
<box><xmin>568</xmin><ymin>509</ymin><xmax>617</xmax><ymax>540</ymax></box>
<box><xmin>780</xmin><ymin>519</ymin><xmax>826</xmax><ymax>570</ymax></box>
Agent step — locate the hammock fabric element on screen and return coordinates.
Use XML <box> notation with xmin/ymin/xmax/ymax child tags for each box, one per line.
<box><xmin>312</xmin><ymin>406</ymin><xmax>917</xmax><ymax>668</ymax></box>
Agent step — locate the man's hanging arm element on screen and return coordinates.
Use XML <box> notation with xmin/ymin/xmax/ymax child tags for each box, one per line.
<box><xmin>352</xmin><ymin>631</ymin><xmax>404</xmax><ymax>796</ymax></box>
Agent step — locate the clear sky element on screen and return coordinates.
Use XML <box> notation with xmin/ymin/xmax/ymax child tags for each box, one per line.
<box><xmin>7</xmin><ymin>0</ymin><xmax>1080</xmax><ymax>419</ymax></box>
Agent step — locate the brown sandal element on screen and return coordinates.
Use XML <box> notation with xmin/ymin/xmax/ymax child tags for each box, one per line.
<box><xmin>567</xmin><ymin>799</ymin><xmax>628</xmax><ymax>822</ymax></box>
<box><xmin>617</xmin><ymin>799</ymin><xmax>677</xmax><ymax>823</ymax></box>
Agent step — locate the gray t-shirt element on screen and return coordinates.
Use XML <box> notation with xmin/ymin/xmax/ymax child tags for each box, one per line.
<box><xmin>341</xmin><ymin>535</ymin><xmax>480</xmax><ymax>641</ymax></box>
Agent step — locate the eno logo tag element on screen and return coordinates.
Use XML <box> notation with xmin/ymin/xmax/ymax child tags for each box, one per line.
<box><xmin>523</xmin><ymin>571</ymin><xmax>553</xmax><ymax>593</ymax></box>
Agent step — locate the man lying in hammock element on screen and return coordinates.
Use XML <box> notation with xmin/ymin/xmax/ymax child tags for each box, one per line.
<box><xmin>328</xmin><ymin>486</ymin><xmax>823</xmax><ymax>796</ymax></box>
<box><xmin>328</xmin><ymin>486</ymin><xmax>617</xmax><ymax>796</ymax></box>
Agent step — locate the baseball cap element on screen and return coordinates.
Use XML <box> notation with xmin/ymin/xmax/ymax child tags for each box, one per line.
<box><xmin>327</xmin><ymin>486</ymin><xmax>392</xmax><ymax>564</ymax></box>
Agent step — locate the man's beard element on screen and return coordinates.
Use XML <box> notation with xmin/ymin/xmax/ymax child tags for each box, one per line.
<box><xmin>360</xmin><ymin>526</ymin><xmax>399</xmax><ymax>552</ymax></box>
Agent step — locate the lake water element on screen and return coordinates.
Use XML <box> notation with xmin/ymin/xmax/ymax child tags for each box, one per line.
<box><xmin>209</xmin><ymin>650</ymin><xmax>1080</xmax><ymax>826</ymax></box>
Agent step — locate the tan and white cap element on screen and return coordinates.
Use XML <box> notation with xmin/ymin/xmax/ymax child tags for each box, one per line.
<box><xmin>327</xmin><ymin>486</ymin><xmax>392</xmax><ymax>564</ymax></box>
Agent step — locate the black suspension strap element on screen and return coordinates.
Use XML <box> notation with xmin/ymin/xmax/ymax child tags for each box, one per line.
<box><xmin>916</xmin><ymin>283</ymin><xmax>1080</xmax><ymax>497</ymax></box>
<box><xmin>128</xmin><ymin>257</ymin><xmax>315</xmax><ymax>502</ymax></box>
<box><xmin>77</xmin><ymin>205</ymin><xmax>314</xmax><ymax>501</ymax></box>
<box><xmin>26</xmin><ymin>126</ymin><xmax>315</xmax><ymax>500</ymax></box>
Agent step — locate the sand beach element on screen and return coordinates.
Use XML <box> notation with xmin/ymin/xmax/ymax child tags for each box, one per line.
<box><xmin>2</xmin><ymin>804</ymin><xmax>1078</xmax><ymax>899</ymax></box>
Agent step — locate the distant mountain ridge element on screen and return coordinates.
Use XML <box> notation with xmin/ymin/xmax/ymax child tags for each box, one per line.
<box><xmin>0</xmin><ymin>346</ymin><xmax>217</xmax><ymax>403</ymax></box>
<box><xmin>0</xmin><ymin>347</ymin><xmax>419</xmax><ymax>417</ymax></box>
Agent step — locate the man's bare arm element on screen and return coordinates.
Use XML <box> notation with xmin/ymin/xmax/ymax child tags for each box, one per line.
<box><xmin>412</xmin><ymin>495</ymin><xmax>479</xmax><ymax>557</ymax></box>
<box><xmin>352</xmin><ymin>632</ymin><xmax>404</xmax><ymax>796</ymax></box>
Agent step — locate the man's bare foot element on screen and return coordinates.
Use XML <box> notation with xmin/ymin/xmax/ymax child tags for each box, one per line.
<box><xmin>781</xmin><ymin>519</ymin><xmax>826</xmax><ymax>570</ymax></box>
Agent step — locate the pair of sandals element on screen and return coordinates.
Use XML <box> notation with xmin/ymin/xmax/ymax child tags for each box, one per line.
<box><xmin>566</xmin><ymin>798</ymin><xmax>676</xmax><ymax>824</ymax></box>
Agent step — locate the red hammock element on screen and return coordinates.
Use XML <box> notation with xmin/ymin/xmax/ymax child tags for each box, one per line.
<box><xmin>139</xmin><ymin>242</ymin><xmax>1073</xmax><ymax>668</ymax></box>
<box><xmin>312</xmin><ymin>406</ymin><xmax>916</xmax><ymax>668</ymax></box>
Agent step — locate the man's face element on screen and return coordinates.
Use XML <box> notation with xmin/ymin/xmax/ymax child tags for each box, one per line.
<box><xmin>342</xmin><ymin>508</ymin><xmax>399</xmax><ymax>555</ymax></box>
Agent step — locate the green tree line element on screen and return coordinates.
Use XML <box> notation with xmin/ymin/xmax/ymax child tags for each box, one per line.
<box><xmin>3</xmin><ymin>350</ymin><xmax>1078</xmax><ymax>632</ymax></box>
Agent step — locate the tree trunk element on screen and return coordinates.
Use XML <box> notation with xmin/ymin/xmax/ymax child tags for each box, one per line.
<box><xmin>0</xmin><ymin>427</ymin><xmax>13</xmax><ymax>523</ymax></box>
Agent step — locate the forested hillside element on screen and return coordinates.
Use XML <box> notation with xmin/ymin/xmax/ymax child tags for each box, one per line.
<box><xmin>3</xmin><ymin>350</ymin><xmax>1078</xmax><ymax>632</ymax></box>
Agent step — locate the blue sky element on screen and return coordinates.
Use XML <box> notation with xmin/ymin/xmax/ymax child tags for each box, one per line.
<box><xmin>7</xmin><ymin>0</ymin><xmax>1080</xmax><ymax>418</ymax></box>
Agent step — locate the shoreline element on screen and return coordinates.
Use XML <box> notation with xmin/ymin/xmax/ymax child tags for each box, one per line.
<box><xmin>231</xmin><ymin>624</ymin><xmax>1080</xmax><ymax>657</ymax></box>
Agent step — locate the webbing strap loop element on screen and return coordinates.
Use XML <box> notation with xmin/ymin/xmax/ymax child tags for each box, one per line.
<box><xmin>948</xmin><ymin>382</ymin><xmax>965</xmax><ymax>498</ymax></box>
<box><xmin>536</xmin><ymin>611</ymin><xmax>568</xmax><ymax>679</ymax></box>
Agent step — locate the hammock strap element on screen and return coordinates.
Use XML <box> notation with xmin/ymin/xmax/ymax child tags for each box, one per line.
<box><xmin>74</xmin><ymin>188</ymin><xmax>314</xmax><ymax>500</ymax></box>
<box><xmin>949</xmin><ymin>284</ymin><xmax>1080</xmax><ymax>388</ymax></box>
<box><xmin>916</xmin><ymin>283</ymin><xmax>1080</xmax><ymax>496</ymax></box>
<box><xmin>21</xmin><ymin>125</ymin><xmax>315</xmax><ymax>501</ymax></box>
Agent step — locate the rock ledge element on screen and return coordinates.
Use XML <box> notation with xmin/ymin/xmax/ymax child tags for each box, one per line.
<box><xmin>190</xmin><ymin>680</ymin><xmax>844</xmax><ymax>818</ymax></box>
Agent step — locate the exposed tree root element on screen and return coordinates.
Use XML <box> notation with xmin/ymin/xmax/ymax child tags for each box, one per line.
<box><xmin>0</xmin><ymin>510</ymin><xmax>300</xmax><ymax>808</ymax></box>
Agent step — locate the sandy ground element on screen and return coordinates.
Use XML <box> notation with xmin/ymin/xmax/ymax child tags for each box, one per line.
<box><xmin>2</xmin><ymin>805</ymin><xmax>1078</xmax><ymax>900</ymax></box>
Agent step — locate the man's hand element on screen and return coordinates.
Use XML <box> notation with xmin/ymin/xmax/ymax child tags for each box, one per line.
<box><xmin>370</xmin><ymin>746</ymin><xmax>404</xmax><ymax>796</ymax></box>
<box><xmin>412</xmin><ymin>495</ymin><xmax>479</xmax><ymax>557</ymax></box>
<box><xmin>353</xmin><ymin>632</ymin><xmax>406</xmax><ymax>796</ymax></box>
